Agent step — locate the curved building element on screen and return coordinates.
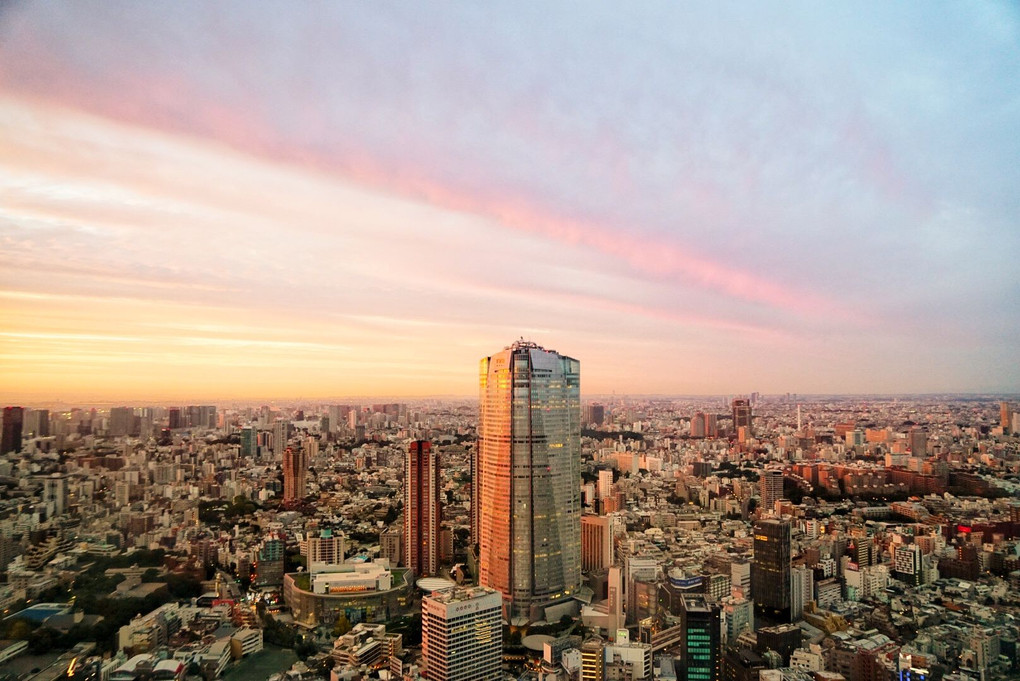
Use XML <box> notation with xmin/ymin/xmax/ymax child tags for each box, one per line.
<box><xmin>475</xmin><ymin>341</ymin><xmax>581</xmax><ymax>620</ymax></box>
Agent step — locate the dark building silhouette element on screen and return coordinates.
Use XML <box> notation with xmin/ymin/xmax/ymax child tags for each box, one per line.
<box><xmin>2</xmin><ymin>407</ymin><xmax>24</xmax><ymax>454</ymax></box>
<box><xmin>755</xmin><ymin>623</ymin><xmax>802</xmax><ymax>666</ymax></box>
<box><xmin>751</xmin><ymin>518</ymin><xmax>791</xmax><ymax>622</ymax></box>
<box><xmin>731</xmin><ymin>398</ymin><xmax>752</xmax><ymax>436</ymax></box>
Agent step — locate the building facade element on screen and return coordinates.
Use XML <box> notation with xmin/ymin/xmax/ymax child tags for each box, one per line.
<box><xmin>282</xmin><ymin>445</ymin><xmax>308</xmax><ymax>501</ymax></box>
<box><xmin>422</xmin><ymin>586</ymin><xmax>502</xmax><ymax>681</ymax></box>
<box><xmin>475</xmin><ymin>341</ymin><xmax>581</xmax><ymax>620</ymax></box>
<box><xmin>405</xmin><ymin>440</ymin><xmax>441</xmax><ymax>577</ymax></box>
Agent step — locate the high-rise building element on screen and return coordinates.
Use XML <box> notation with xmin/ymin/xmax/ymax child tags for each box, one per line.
<box><xmin>909</xmin><ymin>428</ymin><xmax>928</xmax><ymax>456</ymax></box>
<box><xmin>405</xmin><ymin>440</ymin><xmax>441</xmax><ymax>577</ymax></box>
<box><xmin>751</xmin><ymin>519</ymin><xmax>791</xmax><ymax>622</ymax></box>
<box><xmin>475</xmin><ymin>340</ymin><xmax>581</xmax><ymax>619</ymax></box>
<box><xmin>598</xmin><ymin>469</ymin><xmax>614</xmax><ymax>500</ymax></box>
<box><xmin>581</xmin><ymin>514</ymin><xmax>614</xmax><ymax>572</ymax></box>
<box><xmin>1</xmin><ymin>407</ymin><xmax>24</xmax><ymax>454</ymax></box>
<box><xmin>282</xmin><ymin>445</ymin><xmax>308</xmax><ymax>501</ymax></box>
<box><xmin>583</xmin><ymin>403</ymin><xmax>605</xmax><ymax>426</ymax></box>
<box><xmin>422</xmin><ymin>586</ymin><xmax>502</xmax><ymax>681</ymax></box>
<box><xmin>109</xmin><ymin>407</ymin><xmax>134</xmax><ymax>437</ymax></box>
<box><xmin>168</xmin><ymin>407</ymin><xmax>182</xmax><ymax>430</ymax></box>
<box><xmin>759</xmin><ymin>469</ymin><xmax>784</xmax><ymax>516</ymax></box>
<box><xmin>731</xmin><ymin>399</ymin><xmax>752</xmax><ymax>437</ymax></box>
<box><xmin>679</xmin><ymin>594</ymin><xmax>721</xmax><ymax>681</ymax></box>
<box><xmin>273</xmin><ymin>420</ymin><xmax>290</xmax><ymax>459</ymax></box>
<box><xmin>1001</xmin><ymin>402</ymin><xmax>1013</xmax><ymax>432</ymax></box>
<box><xmin>789</xmin><ymin>564</ymin><xmax>812</xmax><ymax>622</ymax></box>
<box><xmin>691</xmin><ymin>412</ymin><xmax>706</xmax><ymax>438</ymax></box>
<box><xmin>240</xmin><ymin>427</ymin><xmax>257</xmax><ymax>458</ymax></box>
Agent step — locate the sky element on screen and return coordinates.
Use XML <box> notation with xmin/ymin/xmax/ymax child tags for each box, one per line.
<box><xmin>1</xmin><ymin>2</ymin><xmax>1018</xmax><ymax>403</ymax></box>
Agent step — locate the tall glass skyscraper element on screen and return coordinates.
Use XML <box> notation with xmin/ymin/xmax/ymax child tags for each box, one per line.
<box><xmin>475</xmin><ymin>341</ymin><xmax>581</xmax><ymax>620</ymax></box>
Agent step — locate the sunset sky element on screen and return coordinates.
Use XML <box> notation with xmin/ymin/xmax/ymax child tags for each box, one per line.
<box><xmin>1</xmin><ymin>2</ymin><xmax>1018</xmax><ymax>402</ymax></box>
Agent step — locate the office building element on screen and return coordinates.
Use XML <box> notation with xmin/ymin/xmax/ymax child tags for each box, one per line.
<box><xmin>583</xmin><ymin>403</ymin><xmax>605</xmax><ymax>426</ymax></box>
<box><xmin>109</xmin><ymin>407</ymin><xmax>134</xmax><ymax>437</ymax></box>
<box><xmin>759</xmin><ymin>469</ymin><xmax>784</xmax><ymax>515</ymax></box>
<box><xmin>731</xmin><ymin>398</ymin><xmax>752</xmax><ymax>436</ymax></box>
<box><xmin>282</xmin><ymin>445</ymin><xmax>308</xmax><ymax>501</ymax></box>
<box><xmin>789</xmin><ymin>564</ymin><xmax>812</xmax><ymax>621</ymax></box>
<box><xmin>405</xmin><ymin>440</ymin><xmax>441</xmax><ymax>577</ymax></box>
<box><xmin>581</xmin><ymin>514</ymin><xmax>614</xmax><ymax>572</ymax></box>
<box><xmin>1</xmin><ymin>407</ymin><xmax>24</xmax><ymax>455</ymax></box>
<box><xmin>690</xmin><ymin>412</ymin><xmax>718</xmax><ymax>439</ymax></box>
<box><xmin>751</xmin><ymin>519</ymin><xmax>791</xmax><ymax>622</ymax></box>
<box><xmin>25</xmin><ymin>408</ymin><xmax>49</xmax><ymax>438</ymax></box>
<box><xmin>894</xmin><ymin>544</ymin><xmax>923</xmax><ymax>586</ymax></box>
<box><xmin>1001</xmin><ymin>402</ymin><xmax>1013</xmax><ymax>432</ymax></box>
<box><xmin>679</xmin><ymin>594</ymin><xmax>721</xmax><ymax>681</ymax></box>
<box><xmin>475</xmin><ymin>341</ymin><xmax>581</xmax><ymax>620</ymax></box>
<box><xmin>422</xmin><ymin>586</ymin><xmax>502</xmax><ymax>681</ymax></box>
<box><xmin>240</xmin><ymin>427</ymin><xmax>257</xmax><ymax>458</ymax></box>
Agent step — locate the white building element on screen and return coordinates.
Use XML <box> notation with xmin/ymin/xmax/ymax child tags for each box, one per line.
<box><xmin>422</xmin><ymin>586</ymin><xmax>502</xmax><ymax>681</ymax></box>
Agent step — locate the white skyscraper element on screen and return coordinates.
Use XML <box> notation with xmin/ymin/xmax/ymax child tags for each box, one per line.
<box><xmin>475</xmin><ymin>340</ymin><xmax>581</xmax><ymax>620</ymax></box>
<box><xmin>422</xmin><ymin>586</ymin><xmax>502</xmax><ymax>681</ymax></box>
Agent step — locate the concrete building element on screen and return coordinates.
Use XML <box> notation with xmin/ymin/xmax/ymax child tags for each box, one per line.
<box><xmin>422</xmin><ymin>586</ymin><xmax>502</xmax><ymax>681</ymax></box>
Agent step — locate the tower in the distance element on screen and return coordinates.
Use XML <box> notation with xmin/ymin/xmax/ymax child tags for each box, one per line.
<box><xmin>476</xmin><ymin>340</ymin><xmax>581</xmax><ymax>620</ymax></box>
<box><xmin>2</xmin><ymin>407</ymin><xmax>24</xmax><ymax>455</ymax></box>
<box><xmin>282</xmin><ymin>445</ymin><xmax>308</xmax><ymax>501</ymax></box>
<box><xmin>405</xmin><ymin>439</ymin><xmax>440</xmax><ymax>577</ymax></box>
<box><xmin>732</xmin><ymin>398</ymin><xmax>752</xmax><ymax>437</ymax></box>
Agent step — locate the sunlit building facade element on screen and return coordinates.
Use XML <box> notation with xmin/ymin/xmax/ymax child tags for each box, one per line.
<box><xmin>475</xmin><ymin>341</ymin><xmax>581</xmax><ymax>620</ymax></box>
<box><xmin>282</xmin><ymin>445</ymin><xmax>308</xmax><ymax>501</ymax></box>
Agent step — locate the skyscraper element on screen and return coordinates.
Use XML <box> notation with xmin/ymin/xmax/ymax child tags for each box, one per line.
<box><xmin>476</xmin><ymin>340</ymin><xmax>581</xmax><ymax>620</ymax></box>
<box><xmin>282</xmin><ymin>445</ymin><xmax>308</xmax><ymax>501</ymax></box>
<box><xmin>422</xmin><ymin>586</ymin><xmax>502</xmax><ymax>681</ymax></box>
<box><xmin>581</xmin><ymin>513</ymin><xmax>614</xmax><ymax>572</ymax></box>
<box><xmin>405</xmin><ymin>440</ymin><xmax>441</xmax><ymax>577</ymax></box>
<box><xmin>1</xmin><ymin>407</ymin><xmax>24</xmax><ymax>455</ymax></box>
<box><xmin>679</xmin><ymin>594</ymin><xmax>721</xmax><ymax>681</ymax></box>
<box><xmin>273</xmin><ymin>419</ymin><xmax>290</xmax><ymax>459</ymax></box>
<box><xmin>731</xmin><ymin>398</ymin><xmax>752</xmax><ymax>437</ymax></box>
<box><xmin>751</xmin><ymin>519</ymin><xmax>791</xmax><ymax>622</ymax></box>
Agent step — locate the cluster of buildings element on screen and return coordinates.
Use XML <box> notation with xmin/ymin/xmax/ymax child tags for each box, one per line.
<box><xmin>1</xmin><ymin>348</ymin><xmax>1018</xmax><ymax>681</ymax></box>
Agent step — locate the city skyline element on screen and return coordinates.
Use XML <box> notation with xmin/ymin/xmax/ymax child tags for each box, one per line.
<box><xmin>2</xmin><ymin>3</ymin><xmax>1019</xmax><ymax>401</ymax></box>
